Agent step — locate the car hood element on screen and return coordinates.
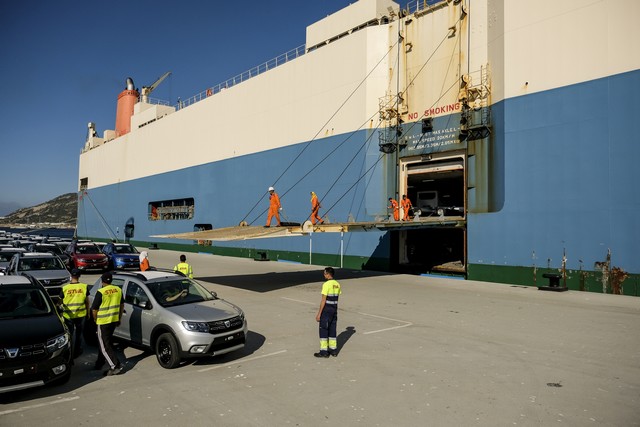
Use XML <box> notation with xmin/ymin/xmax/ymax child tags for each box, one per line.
<box><xmin>0</xmin><ymin>314</ymin><xmax>66</xmax><ymax>347</ymax></box>
<box><xmin>22</xmin><ymin>270</ymin><xmax>70</xmax><ymax>281</ymax></box>
<box><xmin>167</xmin><ymin>298</ymin><xmax>241</xmax><ymax>322</ymax></box>
<box><xmin>111</xmin><ymin>253</ymin><xmax>139</xmax><ymax>261</ymax></box>
<box><xmin>75</xmin><ymin>254</ymin><xmax>106</xmax><ymax>260</ymax></box>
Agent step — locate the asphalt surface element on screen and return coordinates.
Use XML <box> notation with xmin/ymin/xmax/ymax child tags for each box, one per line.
<box><xmin>1</xmin><ymin>248</ymin><xmax>639</xmax><ymax>426</ymax></box>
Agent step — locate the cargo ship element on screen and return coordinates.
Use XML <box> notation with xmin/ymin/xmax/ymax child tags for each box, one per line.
<box><xmin>77</xmin><ymin>0</ymin><xmax>640</xmax><ymax>294</ymax></box>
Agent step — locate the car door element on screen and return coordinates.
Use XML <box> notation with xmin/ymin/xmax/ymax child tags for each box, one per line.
<box><xmin>120</xmin><ymin>280</ymin><xmax>153</xmax><ymax>346</ymax></box>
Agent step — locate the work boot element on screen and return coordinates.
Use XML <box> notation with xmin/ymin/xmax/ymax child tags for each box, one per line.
<box><xmin>105</xmin><ymin>365</ymin><xmax>125</xmax><ymax>376</ymax></box>
<box><xmin>329</xmin><ymin>349</ymin><xmax>338</xmax><ymax>357</ymax></box>
<box><xmin>314</xmin><ymin>351</ymin><xmax>329</xmax><ymax>358</ymax></box>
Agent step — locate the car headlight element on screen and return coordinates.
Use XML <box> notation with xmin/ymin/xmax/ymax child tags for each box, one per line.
<box><xmin>46</xmin><ymin>333</ymin><xmax>70</xmax><ymax>352</ymax></box>
<box><xmin>182</xmin><ymin>321</ymin><xmax>209</xmax><ymax>333</ymax></box>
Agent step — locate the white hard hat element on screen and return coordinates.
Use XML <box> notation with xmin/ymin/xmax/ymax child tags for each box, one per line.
<box><xmin>268</xmin><ymin>187</ymin><xmax>274</xmax><ymax>191</ymax></box>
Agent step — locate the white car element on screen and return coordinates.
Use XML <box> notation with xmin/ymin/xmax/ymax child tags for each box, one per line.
<box><xmin>86</xmin><ymin>270</ymin><xmax>247</xmax><ymax>369</ymax></box>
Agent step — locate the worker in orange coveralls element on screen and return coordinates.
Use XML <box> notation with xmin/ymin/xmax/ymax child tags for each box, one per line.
<box><xmin>310</xmin><ymin>191</ymin><xmax>324</xmax><ymax>225</ymax></box>
<box><xmin>388</xmin><ymin>197</ymin><xmax>400</xmax><ymax>221</ymax></box>
<box><xmin>265</xmin><ymin>186</ymin><xmax>282</xmax><ymax>227</ymax></box>
<box><xmin>400</xmin><ymin>194</ymin><xmax>413</xmax><ymax>221</ymax></box>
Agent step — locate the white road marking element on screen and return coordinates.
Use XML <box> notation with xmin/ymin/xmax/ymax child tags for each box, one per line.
<box><xmin>358</xmin><ymin>312</ymin><xmax>413</xmax><ymax>335</ymax></box>
<box><xmin>197</xmin><ymin>350</ymin><xmax>287</xmax><ymax>372</ymax></box>
<box><xmin>0</xmin><ymin>396</ymin><xmax>80</xmax><ymax>416</ymax></box>
<box><xmin>281</xmin><ymin>297</ymin><xmax>315</xmax><ymax>305</ymax></box>
<box><xmin>281</xmin><ymin>297</ymin><xmax>412</xmax><ymax>334</ymax></box>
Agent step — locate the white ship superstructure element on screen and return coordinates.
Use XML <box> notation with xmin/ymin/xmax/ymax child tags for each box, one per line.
<box><xmin>78</xmin><ymin>0</ymin><xmax>640</xmax><ymax>294</ymax></box>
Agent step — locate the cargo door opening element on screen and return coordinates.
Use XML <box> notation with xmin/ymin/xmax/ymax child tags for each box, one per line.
<box><xmin>393</xmin><ymin>155</ymin><xmax>467</xmax><ymax>275</ymax></box>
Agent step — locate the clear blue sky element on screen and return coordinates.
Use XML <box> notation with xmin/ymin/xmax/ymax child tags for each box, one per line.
<box><xmin>0</xmin><ymin>0</ymin><xmax>355</xmax><ymax>211</ymax></box>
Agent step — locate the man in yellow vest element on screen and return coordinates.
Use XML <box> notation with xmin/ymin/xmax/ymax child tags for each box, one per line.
<box><xmin>91</xmin><ymin>272</ymin><xmax>125</xmax><ymax>376</ymax></box>
<box><xmin>62</xmin><ymin>269</ymin><xmax>89</xmax><ymax>359</ymax></box>
<box><xmin>314</xmin><ymin>267</ymin><xmax>342</xmax><ymax>358</ymax></box>
<box><xmin>173</xmin><ymin>254</ymin><xmax>193</xmax><ymax>279</ymax></box>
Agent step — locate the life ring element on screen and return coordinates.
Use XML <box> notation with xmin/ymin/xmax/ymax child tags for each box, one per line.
<box><xmin>206</xmin><ymin>88</ymin><xmax>213</xmax><ymax>97</ymax></box>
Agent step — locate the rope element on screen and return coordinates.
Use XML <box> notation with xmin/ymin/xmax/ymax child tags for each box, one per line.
<box><xmin>81</xmin><ymin>191</ymin><xmax>118</xmax><ymax>241</ymax></box>
<box><xmin>241</xmin><ymin>38</ymin><xmax>400</xmax><ymax>224</ymax></box>
<box><xmin>246</xmin><ymin>14</ymin><xmax>463</xmax><ymax>225</ymax></box>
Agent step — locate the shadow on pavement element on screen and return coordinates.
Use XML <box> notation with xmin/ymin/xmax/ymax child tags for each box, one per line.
<box><xmin>191</xmin><ymin>330</ymin><xmax>266</xmax><ymax>367</ymax></box>
<box><xmin>198</xmin><ymin>268</ymin><xmax>391</xmax><ymax>293</ymax></box>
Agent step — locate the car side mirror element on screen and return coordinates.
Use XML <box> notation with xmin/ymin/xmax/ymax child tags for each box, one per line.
<box><xmin>143</xmin><ymin>301</ymin><xmax>152</xmax><ymax>310</ymax></box>
<box><xmin>210</xmin><ymin>291</ymin><xmax>217</xmax><ymax>298</ymax></box>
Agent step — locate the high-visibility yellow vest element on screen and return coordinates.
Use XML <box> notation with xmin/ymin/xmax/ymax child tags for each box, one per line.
<box><xmin>174</xmin><ymin>262</ymin><xmax>193</xmax><ymax>279</ymax></box>
<box><xmin>96</xmin><ymin>285</ymin><xmax>122</xmax><ymax>325</ymax></box>
<box><xmin>321</xmin><ymin>279</ymin><xmax>341</xmax><ymax>306</ymax></box>
<box><xmin>62</xmin><ymin>282</ymin><xmax>88</xmax><ymax>320</ymax></box>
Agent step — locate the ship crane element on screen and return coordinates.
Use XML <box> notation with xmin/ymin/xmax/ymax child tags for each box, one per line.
<box><xmin>141</xmin><ymin>71</ymin><xmax>172</xmax><ymax>103</ymax></box>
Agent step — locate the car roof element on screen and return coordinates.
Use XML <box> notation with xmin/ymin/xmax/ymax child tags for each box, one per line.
<box><xmin>18</xmin><ymin>252</ymin><xmax>57</xmax><ymax>258</ymax></box>
<box><xmin>113</xmin><ymin>270</ymin><xmax>185</xmax><ymax>282</ymax></box>
<box><xmin>0</xmin><ymin>247</ymin><xmax>26</xmax><ymax>252</ymax></box>
<box><xmin>0</xmin><ymin>275</ymin><xmax>33</xmax><ymax>286</ymax></box>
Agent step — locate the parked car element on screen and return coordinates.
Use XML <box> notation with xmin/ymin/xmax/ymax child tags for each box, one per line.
<box><xmin>0</xmin><ymin>274</ymin><xmax>72</xmax><ymax>393</ymax></box>
<box><xmin>52</xmin><ymin>240</ymin><xmax>71</xmax><ymax>253</ymax></box>
<box><xmin>85</xmin><ymin>270</ymin><xmax>247</xmax><ymax>369</ymax></box>
<box><xmin>101</xmin><ymin>242</ymin><xmax>140</xmax><ymax>270</ymax></box>
<box><xmin>5</xmin><ymin>253</ymin><xmax>70</xmax><ymax>300</ymax></box>
<box><xmin>25</xmin><ymin>243</ymin><xmax>71</xmax><ymax>269</ymax></box>
<box><xmin>11</xmin><ymin>239</ymin><xmax>35</xmax><ymax>249</ymax></box>
<box><xmin>64</xmin><ymin>242</ymin><xmax>108</xmax><ymax>272</ymax></box>
<box><xmin>0</xmin><ymin>248</ymin><xmax>27</xmax><ymax>271</ymax></box>
<box><xmin>93</xmin><ymin>241</ymin><xmax>108</xmax><ymax>252</ymax></box>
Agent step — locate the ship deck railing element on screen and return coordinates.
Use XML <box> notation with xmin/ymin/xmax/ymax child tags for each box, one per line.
<box><xmin>166</xmin><ymin>0</ymin><xmax>447</xmax><ymax>111</ymax></box>
<box><xmin>176</xmin><ymin>44</ymin><xmax>306</xmax><ymax>110</ymax></box>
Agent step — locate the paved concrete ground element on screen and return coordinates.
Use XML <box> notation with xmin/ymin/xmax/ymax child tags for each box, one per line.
<box><xmin>1</xmin><ymin>249</ymin><xmax>639</xmax><ymax>426</ymax></box>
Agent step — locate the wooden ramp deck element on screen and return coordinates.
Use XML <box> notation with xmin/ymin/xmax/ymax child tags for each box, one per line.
<box><xmin>152</xmin><ymin>217</ymin><xmax>466</xmax><ymax>242</ymax></box>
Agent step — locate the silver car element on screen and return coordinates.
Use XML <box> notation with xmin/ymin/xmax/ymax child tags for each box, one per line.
<box><xmin>5</xmin><ymin>252</ymin><xmax>71</xmax><ymax>300</ymax></box>
<box><xmin>87</xmin><ymin>270</ymin><xmax>247</xmax><ymax>369</ymax></box>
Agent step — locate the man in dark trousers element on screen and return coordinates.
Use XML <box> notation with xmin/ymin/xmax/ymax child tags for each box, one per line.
<box><xmin>314</xmin><ymin>267</ymin><xmax>342</xmax><ymax>358</ymax></box>
<box><xmin>61</xmin><ymin>269</ymin><xmax>89</xmax><ymax>359</ymax></box>
<box><xmin>92</xmin><ymin>272</ymin><xmax>125</xmax><ymax>376</ymax></box>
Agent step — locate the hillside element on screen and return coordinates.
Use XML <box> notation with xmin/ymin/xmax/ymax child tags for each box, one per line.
<box><xmin>0</xmin><ymin>193</ymin><xmax>77</xmax><ymax>227</ymax></box>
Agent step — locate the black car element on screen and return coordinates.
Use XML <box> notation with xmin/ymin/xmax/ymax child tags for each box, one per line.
<box><xmin>0</xmin><ymin>274</ymin><xmax>72</xmax><ymax>393</ymax></box>
<box><xmin>25</xmin><ymin>243</ymin><xmax>72</xmax><ymax>269</ymax></box>
<box><xmin>0</xmin><ymin>247</ymin><xmax>27</xmax><ymax>271</ymax></box>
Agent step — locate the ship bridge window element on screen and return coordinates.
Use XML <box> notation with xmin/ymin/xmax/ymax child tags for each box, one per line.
<box><xmin>149</xmin><ymin>198</ymin><xmax>194</xmax><ymax>221</ymax></box>
<box><xmin>80</xmin><ymin>178</ymin><xmax>88</xmax><ymax>191</ymax></box>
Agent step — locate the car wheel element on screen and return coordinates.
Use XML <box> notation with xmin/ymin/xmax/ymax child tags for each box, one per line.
<box><xmin>155</xmin><ymin>332</ymin><xmax>181</xmax><ymax>369</ymax></box>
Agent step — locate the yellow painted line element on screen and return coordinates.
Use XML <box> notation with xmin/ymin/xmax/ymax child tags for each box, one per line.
<box><xmin>197</xmin><ymin>350</ymin><xmax>287</xmax><ymax>372</ymax></box>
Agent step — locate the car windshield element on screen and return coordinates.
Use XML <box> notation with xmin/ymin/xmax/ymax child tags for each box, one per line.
<box><xmin>18</xmin><ymin>257</ymin><xmax>66</xmax><ymax>271</ymax></box>
<box><xmin>0</xmin><ymin>287</ymin><xmax>53</xmax><ymax>319</ymax></box>
<box><xmin>114</xmin><ymin>245</ymin><xmax>138</xmax><ymax>254</ymax></box>
<box><xmin>76</xmin><ymin>245</ymin><xmax>101</xmax><ymax>254</ymax></box>
<box><xmin>35</xmin><ymin>245</ymin><xmax>63</xmax><ymax>255</ymax></box>
<box><xmin>0</xmin><ymin>251</ymin><xmax>19</xmax><ymax>262</ymax></box>
<box><xmin>147</xmin><ymin>278</ymin><xmax>215</xmax><ymax>307</ymax></box>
